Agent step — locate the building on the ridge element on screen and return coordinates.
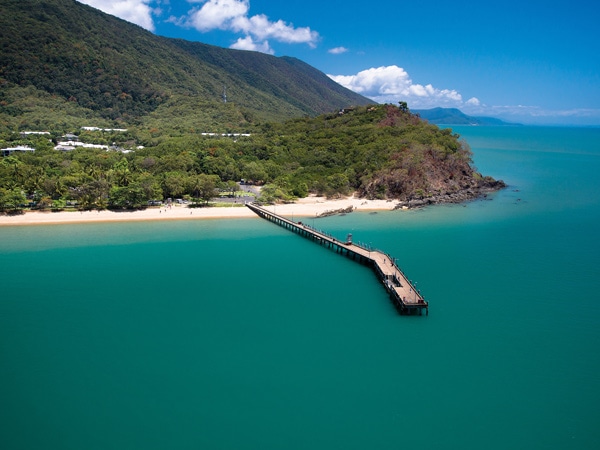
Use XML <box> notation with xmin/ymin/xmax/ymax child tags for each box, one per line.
<box><xmin>1</xmin><ymin>146</ymin><xmax>35</xmax><ymax>157</ymax></box>
<box><xmin>20</xmin><ymin>131</ymin><xmax>51</xmax><ymax>137</ymax></box>
<box><xmin>81</xmin><ymin>127</ymin><xmax>128</xmax><ymax>132</ymax></box>
<box><xmin>54</xmin><ymin>144</ymin><xmax>76</xmax><ymax>152</ymax></box>
<box><xmin>54</xmin><ymin>141</ymin><xmax>109</xmax><ymax>150</ymax></box>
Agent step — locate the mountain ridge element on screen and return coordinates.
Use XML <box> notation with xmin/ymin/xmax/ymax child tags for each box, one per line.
<box><xmin>414</xmin><ymin>107</ymin><xmax>520</xmax><ymax>126</ymax></box>
<box><xmin>0</xmin><ymin>0</ymin><xmax>370</xmax><ymax>128</ymax></box>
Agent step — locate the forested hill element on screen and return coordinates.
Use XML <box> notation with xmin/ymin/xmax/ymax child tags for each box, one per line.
<box><xmin>0</xmin><ymin>104</ymin><xmax>505</xmax><ymax>211</ymax></box>
<box><xmin>0</xmin><ymin>0</ymin><xmax>370</xmax><ymax>129</ymax></box>
<box><xmin>0</xmin><ymin>1</ymin><xmax>507</xmax><ymax>212</ymax></box>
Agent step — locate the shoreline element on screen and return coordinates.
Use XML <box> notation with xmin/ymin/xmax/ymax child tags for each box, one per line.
<box><xmin>0</xmin><ymin>196</ymin><xmax>400</xmax><ymax>227</ymax></box>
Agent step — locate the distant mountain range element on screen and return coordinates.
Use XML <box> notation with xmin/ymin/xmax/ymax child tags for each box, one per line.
<box><xmin>0</xmin><ymin>0</ymin><xmax>370</xmax><ymax>128</ymax></box>
<box><xmin>413</xmin><ymin>108</ymin><xmax>520</xmax><ymax>126</ymax></box>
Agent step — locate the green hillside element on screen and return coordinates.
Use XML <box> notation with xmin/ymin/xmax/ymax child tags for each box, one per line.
<box><xmin>0</xmin><ymin>1</ymin><xmax>505</xmax><ymax>211</ymax></box>
<box><xmin>0</xmin><ymin>0</ymin><xmax>370</xmax><ymax>131</ymax></box>
<box><xmin>0</xmin><ymin>104</ymin><xmax>505</xmax><ymax>211</ymax></box>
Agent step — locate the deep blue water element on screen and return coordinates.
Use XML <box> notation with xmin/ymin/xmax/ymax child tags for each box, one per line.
<box><xmin>1</xmin><ymin>126</ymin><xmax>599</xmax><ymax>449</ymax></box>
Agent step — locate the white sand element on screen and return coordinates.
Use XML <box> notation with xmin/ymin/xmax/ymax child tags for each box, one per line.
<box><xmin>0</xmin><ymin>195</ymin><xmax>400</xmax><ymax>226</ymax></box>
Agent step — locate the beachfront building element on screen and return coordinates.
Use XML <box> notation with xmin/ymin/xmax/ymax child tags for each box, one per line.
<box><xmin>1</xmin><ymin>146</ymin><xmax>35</xmax><ymax>157</ymax></box>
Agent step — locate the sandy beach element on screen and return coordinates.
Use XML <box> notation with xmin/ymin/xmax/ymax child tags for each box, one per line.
<box><xmin>0</xmin><ymin>196</ymin><xmax>400</xmax><ymax>226</ymax></box>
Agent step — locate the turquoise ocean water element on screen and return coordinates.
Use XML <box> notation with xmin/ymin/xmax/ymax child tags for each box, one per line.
<box><xmin>1</xmin><ymin>126</ymin><xmax>599</xmax><ymax>449</ymax></box>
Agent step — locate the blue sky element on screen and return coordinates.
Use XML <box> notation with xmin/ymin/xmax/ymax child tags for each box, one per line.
<box><xmin>78</xmin><ymin>0</ymin><xmax>600</xmax><ymax>125</ymax></box>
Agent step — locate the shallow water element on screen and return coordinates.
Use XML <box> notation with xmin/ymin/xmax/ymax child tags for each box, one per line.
<box><xmin>1</xmin><ymin>126</ymin><xmax>599</xmax><ymax>449</ymax></box>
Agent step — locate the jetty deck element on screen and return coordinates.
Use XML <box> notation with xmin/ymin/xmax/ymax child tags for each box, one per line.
<box><xmin>246</xmin><ymin>202</ymin><xmax>428</xmax><ymax>315</ymax></box>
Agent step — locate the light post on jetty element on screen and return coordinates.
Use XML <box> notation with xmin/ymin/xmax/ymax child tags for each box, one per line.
<box><xmin>414</xmin><ymin>281</ymin><xmax>418</xmax><ymax>302</ymax></box>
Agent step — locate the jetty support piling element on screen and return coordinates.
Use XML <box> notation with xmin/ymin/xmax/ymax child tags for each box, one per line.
<box><xmin>246</xmin><ymin>202</ymin><xmax>428</xmax><ymax>315</ymax></box>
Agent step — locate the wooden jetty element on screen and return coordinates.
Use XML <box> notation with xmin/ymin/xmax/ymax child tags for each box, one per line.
<box><xmin>246</xmin><ymin>202</ymin><xmax>428</xmax><ymax>315</ymax></box>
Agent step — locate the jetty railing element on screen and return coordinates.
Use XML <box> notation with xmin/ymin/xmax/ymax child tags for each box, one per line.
<box><xmin>246</xmin><ymin>202</ymin><xmax>428</xmax><ymax>315</ymax></box>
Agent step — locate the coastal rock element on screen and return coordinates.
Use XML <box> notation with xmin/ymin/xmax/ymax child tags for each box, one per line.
<box><xmin>316</xmin><ymin>206</ymin><xmax>355</xmax><ymax>218</ymax></box>
<box><xmin>393</xmin><ymin>179</ymin><xmax>507</xmax><ymax>210</ymax></box>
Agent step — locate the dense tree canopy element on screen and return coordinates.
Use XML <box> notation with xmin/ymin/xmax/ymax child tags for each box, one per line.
<box><xmin>0</xmin><ymin>104</ymin><xmax>502</xmax><ymax>211</ymax></box>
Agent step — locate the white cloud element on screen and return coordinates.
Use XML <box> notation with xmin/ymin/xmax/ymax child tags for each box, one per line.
<box><xmin>230</xmin><ymin>36</ymin><xmax>274</xmax><ymax>54</ymax></box>
<box><xmin>185</xmin><ymin>0</ymin><xmax>319</xmax><ymax>53</ymax></box>
<box><xmin>466</xmin><ymin>97</ymin><xmax>481</xmax><ymax>106</ymax></box>
<box><xmin>328</xmin><ymin>65</ymin><xmax>464</xmax><ymax>109</ymax></box>
<box><xmin>328</xmin><ymin>47</ymin><xmax>349</xmax><ymax>55</ymax></box>
<box><xmin>232</xmin><ymin>14</ymin><xmax>317</xmax><ymax>45</ymax></box>
<box><xmin>79</xmin><ymin>0</ymin><xmax>319</xmax><ymax>55</ymax></box>
<box><xmin>78</xmin><ymin>0</ymin><xmax>157</xmax><ymax>31</ymax></box>
<box><xmin>328</xmin><ymin>65</ymin><xmax>600</xmax><ymax>126</ymax></box>
<box><xmin>188</xmin><ymin>0</ymin><xmax>249</xmax><ymax>32</ymax></box>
